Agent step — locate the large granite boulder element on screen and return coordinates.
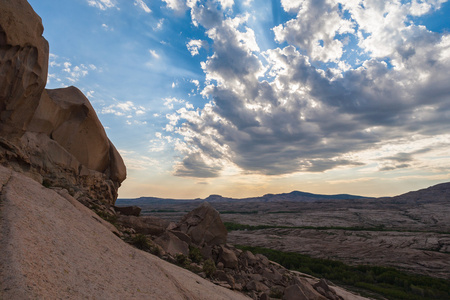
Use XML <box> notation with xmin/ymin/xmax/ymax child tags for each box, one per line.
<box><xmin>177</xmin><ymin>202</ymin><xmax>228</xmax><ymax>247</ymax></box>
<box><xmin>0</xmin><ymin>0</ymin><xmax>126</xmax><ymax>206</ymax></box>
<box><xmin>0</xmin><ymin>0</ymin><xmax>49</xmax><ymax>135</ymax></box>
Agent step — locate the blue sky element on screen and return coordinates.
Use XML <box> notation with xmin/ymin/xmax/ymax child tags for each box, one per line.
<box><xmin>28</xmin><ymin>0</ymin><xmax>450</xmax><ymax>199</ymax></box>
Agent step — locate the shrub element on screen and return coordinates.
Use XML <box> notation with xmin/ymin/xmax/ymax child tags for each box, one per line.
<box><xmin>176</xmin><ymin>254</ymin><xmax>189</xmax><ymax>267</ymax></box>
<box><xmin>131</xmin><ymin>234</ymin><xmax>151</xmax><ymax>251</ymax></box>
<box><xmin>202</xmin><ymin>258</ymin><xmax>216</xmax><ymax>278</ymax></box>
<box><xmin>189</xmin><ymin>246</ymin><xmax>203</xmax><ymax>264</ymax></box>
<box><xmin>42</xmin><ymin>179</ymin><xmax>52</xmax><ymax>188</ymax></box>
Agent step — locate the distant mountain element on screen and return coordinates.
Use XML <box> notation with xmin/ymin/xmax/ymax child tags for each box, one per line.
<box><xmin>118</xmin><ymin>190</ymin><xmax>370</xmax><ymax>205</ymax></box>
<box><xmin>117</xmin><ymin>182</ymin><xmax>450</xmax><ymax>206</ymax></box>
<box><xmin>378</xmin><ymin>182</ymin><xmax>450</xmax><ymax>204</ymax></box>
<box><xmin>257</xmin><ymin>191</ymin><xmax>369</xmax><ymax>202</ymax></box>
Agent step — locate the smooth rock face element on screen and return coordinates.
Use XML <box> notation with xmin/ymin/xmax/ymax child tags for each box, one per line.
<box><xmin>0</xmin><ymin>166</ymin><xmax>249</xmax><ymax>300</ymax></box>
<box><xmin>0</xmin><ymin>0</ymin><xmax>126</xmax><ymax>205</ymax></box>
<box><xmin>154</xmin><ymin>231</ymin><xmax>189</xmax><ymax>256</ymax></box>
<box><xmin>283</xmin><ymin>285</ymin><xmax>308</xmax><ymax>300</ymax></box>
<box><xmin>0</xmin><ymin>0</ymin><xmax>48</xmax><ymax>134</ymax></box>
<box><xmin>177</xmin><ymin>202</ymin><xmax>228</xmax><ymax>246</ymax></box>
<box><xmin>30</xmin><ymin>87</ymin><xmax>110</xmax><ymax>173</ymax></box>
<box><xmin>218</xmin><ymin>245</ymin><xmax>239</xmax><ymax>269</ymax></box>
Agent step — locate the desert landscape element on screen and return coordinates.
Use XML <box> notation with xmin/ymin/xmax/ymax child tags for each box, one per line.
<box><xmin>117</xmin><ymin>183</ymin><xmax>450</xmax><ymax>296</ymax></box>
<box><xmin>118</xmin><ymin>182</ymin><xmax>450</xmax><ymax>284</ymax></box>
<box><xmin>2</xmin><ymin>0</ymin><xmax>450</xmax><ymax>299</ymax></box>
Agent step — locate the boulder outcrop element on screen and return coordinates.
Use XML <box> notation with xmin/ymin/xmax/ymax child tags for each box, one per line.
<box><xmin>116</xmin><ymin>201</ymin><xmax>365</xmax><ymax>300</ymax></box>
<box><xmin>0</xmin><ymin>0</ymin><xmax>126</xmax><ymax>206</ymax></box>
<box><xmin>0</xmin><ymin>0</ymin><xmax>48</xmax><ymax>135</ymax></box>
<box><xmin>177</xmin><ymin>202</ymin><xmax>228</xmax><ymax>246</ymax></box>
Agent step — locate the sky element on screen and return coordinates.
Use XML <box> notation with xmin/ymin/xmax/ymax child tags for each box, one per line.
<box><xmin>28</xmin><ymin>0</ymin><xmax>450</xmax><ymax>199</ymax></box>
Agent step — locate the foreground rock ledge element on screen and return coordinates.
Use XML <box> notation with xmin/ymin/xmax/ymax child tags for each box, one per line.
<box><xmin>0</xmin><ymin>165</ymin><xmax>249</xmax><ymax>300</ymax></box>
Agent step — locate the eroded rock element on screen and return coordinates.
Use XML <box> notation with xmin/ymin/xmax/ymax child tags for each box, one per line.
<box><xmin>118</xmin><ymin>215</ymin><xmax>169</xmax><ymax>236</ymax></box>
<box><xmin>0</xmin><ymin>0</ymin><xmax>126</xmax><ymax>207</ymax></box>
<box><xmin>154</xmin><ymin>231</ymin><xmax>189</xmax><ymax>256</ymax></box>
<box><xmin>0</xmin><ymin>0</ymin><xmax>48</xmax><ymax>135</ymax></box>
<box><xmin>114</xmin><ymin>205</ymin><xmax>141</xmax><ymax>217</ymax></box>
<box><xmin>177</xmin><ymin>202</ymin><xmax>228</xmax><ymax>246</ymax></box>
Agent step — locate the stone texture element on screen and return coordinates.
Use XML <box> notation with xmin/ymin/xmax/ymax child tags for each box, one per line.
<box><xmin>118</xmin><ymin>215</ymin><xmax>169</xmax><ymax>236</ymax></box>
<box><xmin>245</xmin><ymin>280</ymin><xmax>269</xmax><ymax>293</ymax></box>
<box><xmin>154</xmin><ymin>231</ymin><xmax>189</xmax><ymax>256</ymax></box>
<box><xmin>31</xmin><ymin>87</ymin><xmax>110</xmax><ymax>173</ymax></box>
<box><xmin>0</xmin><ymin>165</ymin><xmax>249</xmax><ymax>300</ymax></box>
<box><xmin>177</xmin><ymin>202</ymin><xmax>228</xmax><ymax>246</ymax></box>
<box><xmin>313</xmin><ymin>279</ymin><xmax>343</xmax><ymax>300</ymax></box>
<box><xmin>0</xmin><ymin>0</ymin><xmax>48</xmax><ymax>135</ymax></box>
<box><xmin>114</xmin><ymin>205</ymin><xmax>142</xmax><ymax>216</ymax></box>
<box><xmin>283</xmin><ymin>285</ymin><xmax>308</xmax><ymax>300</ymax></box>
<box><xmin>0</xmin><ymin>0</ymin><xmax>126</xmax><ymax>206</ymax></box>
<box><xmin>218</xmin><ymin>245</ymin><xmax>239</xmax><ymax>269</ymax></box>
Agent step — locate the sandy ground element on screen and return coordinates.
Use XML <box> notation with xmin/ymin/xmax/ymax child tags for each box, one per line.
<box><xmin>0</xmin><ymin>165</ymin><xmax>250</xmax><ymax>300</ymax></box>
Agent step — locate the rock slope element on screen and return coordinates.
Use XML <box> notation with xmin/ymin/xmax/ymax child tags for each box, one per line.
<box><xmin>0</xmin><ymin>165</ymin><xmax>249</xmax><ymax>299</ymax></box>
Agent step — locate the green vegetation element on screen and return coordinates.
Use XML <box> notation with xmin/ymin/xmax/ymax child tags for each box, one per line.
<box><xmin>146</xmin><ymin>209</ymin><xmax>177</xmax><ymax>213</ymax></box>
<box><xmin>42</xmin><ymin>179</ymin><xmax>52</xmax><ymax>188</ymax></box>
<box><xmin>188</xmin><ymin>245</ymin><xmax>203</xmax><ymax>264</ymax></box>
<box><xmin>175</xmin><ymin>253</ymin><xmax>189</xmax><ymax>266</ymax></box>
<box><xmin>130</xmin><ymin>234</ymin><xmax>152</xmax><ymax>251</ymax></box>
<box><xmin>224</xmin><ymin>222</ymin><xmax>275</xmax><ymax>231</ymax></box>
<box><xmin>224</xmin><ymin>221</ymin><xmax>388</xmax><ymax>232</ymax></box>
<box><xmin>202</xmin><ymin>258</ymin><xmax>216</xmax><ymax>278</ymax></box>
<box><xmin>94</xmin><ymin>210</ymin><xmax>118</xmax><ymax>226</ymax></box>
<box><xmin>236</xmin><ymin>245</ymin><xmax>450</xmax><ymax>300</ymax></box>
<box><xmin>219</xmin><ymin>210</ymin><xmax>259</xmax><ymax>214</ymax></box>
<box><xmin>224</xmin><ymin>222</ymin><xmax>450</xmax><ymax>235</ymax></box>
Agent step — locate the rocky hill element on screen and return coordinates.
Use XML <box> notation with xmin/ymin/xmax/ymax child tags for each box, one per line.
<box><xmin>0</xmin><ymin>0</ymin><xmax>125</xmax><ymax>209</ymax></box>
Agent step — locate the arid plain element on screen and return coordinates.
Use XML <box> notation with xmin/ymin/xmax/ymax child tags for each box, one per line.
<box><xmin>118</xmin><ymin>183</ymin><xmax>450</xmax><ymax>280</ymax></box>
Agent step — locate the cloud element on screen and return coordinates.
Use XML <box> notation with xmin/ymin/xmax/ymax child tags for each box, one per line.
<box><xmin>119</xmin><ymin>150</ymin><xmax>158</xmax><ymax>170</ymax></box>
<box><xmin>87</xmin><ymin>0</ymin><xmax>116</xmax><ymax>10</ymax></box>
<box><xmin>173</xmin><ymin>152</ymin><xmax>222</xmax><ymax>178</ymax></box>
<box><xmin>101</xmin><ymin>100</ymin><xmax>147</xmax><ymax>118</ymax></box>
<box><xmin>186</xmin><ymin>39</ymin><xmax>208</xmax><ymax>56</ymax></box>
<box><xmin>153</xmin><ymin>19</ymin><xmax>164</xmax><ymax>31</ymax></box>
<box><xmin>47</xmin><ymin>55</ymin><xmax>98</xmax><ymax>86</ymax></box>
<box><xmin>162</xmin><ymin>0</ymin><xmax>187</xmax><ymax>13</ymax></box>
<box><xmin>165</xmin><ymin>0</ymin><xmax>450</xmax><ymax>179</ymax></box>
<box><xmin>149</xmin><ymin>49</ymin><xmax>160</xmax><ymax>59</ymax></box>
<box><xmin>134</xmin><ymin>0</ymin><xmax>151</xmax><ymax>13</ymax></box>
<box><xmin>274</xmin><ymin>0</ymin><xmax>354</xmax><ymax>62</ymax></box>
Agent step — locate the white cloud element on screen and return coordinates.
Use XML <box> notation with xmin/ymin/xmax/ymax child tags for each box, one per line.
<box><xmin>134</xmin><ymin>0</ymin><xmax>151</xmax><ymax>13</ymax></box>
<box><xmin>87</xmin><ymin>0</ymin><xmax>116</xmax><ymax>10</ymax></box>
<box><xmin>217</xmin><ymin>0</ymin><xmax>234</xmax><ymax>9</ymax></box>
<box><xmin>186</xmin><ymin>39</ymin><xmax>208</xmax><ymax>56</ymax></box>
<box><xmin>154</xmin><ymin>19</ymin><xmax>164</xmax><ymax>31</ymax></box>
<box><xmin>162</xmin><ymin>0</ymin><xmax>187</xmax><ymax>12</ymax></box>
<box><xmin>101</xmin><ymin>24</ymin><xmax>114</xmax><ymax>31</ymax></box>
<box><xmin>274</xmin><ymin>0</ymin><xmax>354</xmax><ymax>62</ymax></box>
<box><xmin>149</xmin><ymin>49</ymin><xmax>160</xmax><ymax>59</ymax></box>
<box><xmin>101</xmin><ymin>100</ymin><xmax>147</xmax><ymax>118</ymax></box>
<box><xmin>119</xmin><ymin>150</ymin><xmax>158</xmax><ymax>170</ymax></box>
<box><xmin>165</xmin><ymin>0</ymin><xmax>450</xmax><ymax>179</ymax></box>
